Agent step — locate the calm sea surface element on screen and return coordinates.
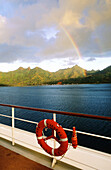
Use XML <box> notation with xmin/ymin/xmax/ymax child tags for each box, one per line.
<box><xmin>0</xmin><ymin>84</ymin><xmax>111</xmax><ymax>153</ymax></box>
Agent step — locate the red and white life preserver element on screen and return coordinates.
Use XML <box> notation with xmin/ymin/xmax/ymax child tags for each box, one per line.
<box><xmin>36</xmin><ymin>119</ymin><xmax>68</xmax><ymax>156</ymax></box>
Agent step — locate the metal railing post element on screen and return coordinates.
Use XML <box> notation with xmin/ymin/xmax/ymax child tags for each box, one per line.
<box><xmin>53</xmin><ymin>113</ymin><xmax>56</xmax><ymax>142</ymax></box>
<box><xmin>12</xmin><ymin>107</ymin><xmax>15</xmax><ymax>145</ymax></box>
<box><xmin>52</xmin><ymin>113</ymin><xmax>57</xmax><ymax>168</ymax></box>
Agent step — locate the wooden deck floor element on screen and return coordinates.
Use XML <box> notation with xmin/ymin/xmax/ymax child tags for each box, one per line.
<box><xmin>0</xmin><ymin>145</ymin><xmax>52</xmax><ymax>170</ymax></box>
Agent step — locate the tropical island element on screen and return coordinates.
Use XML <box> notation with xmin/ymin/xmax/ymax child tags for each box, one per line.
<box><xmin>0</xmin><ymin>65</ymin><xmax>111</xmax><ymax>86</ymax></box>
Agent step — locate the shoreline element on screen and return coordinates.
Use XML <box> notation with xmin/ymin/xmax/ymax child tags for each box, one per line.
<box><xmin>0</xmin><ymin>82</ymin><xmax>111</xmax><ymax>87</ymax></box>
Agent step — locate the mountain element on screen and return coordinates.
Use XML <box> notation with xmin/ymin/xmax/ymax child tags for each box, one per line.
<box><xmin>97</xmin><ymin>65</ymin><xmax>111</xmax><ymax>75</ymax></box>
<box><xmin>55</xmin><ymin>65</ymin><xmax>86</xmax><ymax>78</ymax></box>
<box><xmin>0</xmin><ymin>67</ymin><xmax>51</xmax><ymax>86</ymax></box>
<box><xmin>57</xmin><ymin>65</ymin><xmax>111</xmax><ymax>84</ymax></box>
<box><xmin>50</xmin><ymin>65</ymin><xmax>86</xmax><ymax>82</ymax></box>
<box><xmin>0</xmin><ymin>65</ymin><xmax>110</xmax><ymax>86</ymax></box>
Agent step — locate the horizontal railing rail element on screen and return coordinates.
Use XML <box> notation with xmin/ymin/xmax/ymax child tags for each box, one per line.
<box><xmin>1</xmin><ymin>113</ymin><xmax>111</xmax><ymax>140</ymax></box>
<box><xmin>0</xmin><ymin>103</ymin><xmax>111</xmax><ymax>121</ymax></box>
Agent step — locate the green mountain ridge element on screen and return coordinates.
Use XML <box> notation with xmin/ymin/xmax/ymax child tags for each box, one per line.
<box><xmin>0</xmin><ymin>65</ymin><xmax>111</xmax><ymax>86</ymax></box>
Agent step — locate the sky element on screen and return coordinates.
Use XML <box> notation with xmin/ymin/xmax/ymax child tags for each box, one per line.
<box><xmin>0</xmin><ymin>0</ymin><xmax>111</xmax><ymax>72</ymax></box>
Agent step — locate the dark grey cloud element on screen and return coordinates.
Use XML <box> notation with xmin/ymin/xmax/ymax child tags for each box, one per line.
<box><xmin>87</xmin><ymin>57</ymin><xmax>96</xmax><ymax>62</ymax></box>
<box><xmin>0</xmin><ymin>44</ymin><xmax>40</xmax><ymax>63</ymax></box>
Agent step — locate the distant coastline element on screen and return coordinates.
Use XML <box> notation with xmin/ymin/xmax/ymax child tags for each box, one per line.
<box><xmin>0</xmin><ymin>82</ymin><xmax>111</xmax><ymax>88</ymax></box>
<box><xmin>0</xmin><ymin>65</ymin><xmax>111</xmax><ymax>87</ymax></box>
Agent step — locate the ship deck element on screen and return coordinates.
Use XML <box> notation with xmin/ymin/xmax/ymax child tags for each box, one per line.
<box><xmin>0</xmin><ymin>137</ymin><xmax>78</xmax><ymax>170</ymax></box>
<box><xmin>0</xmin><ymin>145</ymin><xmax>52</xmax><ymax>170</ymax></box>
<box><xmin>1</xmin><ymin>123</ymin><xmax>111</xmax><ymax>170</ymax></box>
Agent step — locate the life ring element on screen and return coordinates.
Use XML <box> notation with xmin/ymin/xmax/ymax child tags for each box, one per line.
<box><xmin>36</xmin><ymin>119</ymin><xmax>68</xmax><ymax>156</ymax></box>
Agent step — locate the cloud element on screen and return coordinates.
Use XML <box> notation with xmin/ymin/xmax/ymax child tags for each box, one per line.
<box><xmin>0</xmin><ymin>44</ymin><xmax>40</xmax><ymax>63</ymax></box>
<box><xmin>87</xmin><ymin>57</ymin><xmax>96</xmax><ymax>62</ymax></box>
<box><xmin>0</xmin><ymin>0</ymin><xmax>111</xmax><ymax>65</ymax></box>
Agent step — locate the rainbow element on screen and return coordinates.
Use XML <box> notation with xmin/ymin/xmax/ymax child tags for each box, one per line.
<box><xmin>60</xmin><ymin>24</ymin><xmax>86</xmax><ymax>77</ymax></box>
<box><xmin>60</xmin><ymin>24</ymin><xmax>81</xmax><ymax>59</ymax></box>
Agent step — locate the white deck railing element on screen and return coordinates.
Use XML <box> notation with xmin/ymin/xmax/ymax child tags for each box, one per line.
<box><xmin>0</xmin><ymin>104</ymin><xmax>111</xmax><ymax>146</ymax></box>
<box><xmin>0</xmin><ymin>104</ymin><xmax>111</xmax><ymax>170</ymax></box>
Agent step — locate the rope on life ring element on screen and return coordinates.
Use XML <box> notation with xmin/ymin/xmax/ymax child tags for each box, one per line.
<box><xmin>36</xmin><ymin>119</ymin><xmax>68</xmax><ymax>156</ymax></box>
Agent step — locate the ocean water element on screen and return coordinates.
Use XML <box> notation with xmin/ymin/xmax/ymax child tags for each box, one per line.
<box><xmin>0</xmin><ymin>84</ymin><xmax>111</xmax><ymax>153</ymax></box>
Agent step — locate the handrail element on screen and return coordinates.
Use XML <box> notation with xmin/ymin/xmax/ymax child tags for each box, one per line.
<box><xmin>0</xmin><ymin>103</ymin><xmax>111</xmax><ymax>121</ymax></box>
<box><xmin>0</xmin><ymin>113</ymin><xmax>38</xmax><ymax>125</ymax></box>
<box><xmin>1</xmin><ymin>113</ymin><xmax>111</xmax><ymax>140</ymax></box>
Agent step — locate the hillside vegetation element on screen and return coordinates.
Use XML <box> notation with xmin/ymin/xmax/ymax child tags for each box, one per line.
<box><xmin>0</xmin><ymin>65</ymin><xmax>111</xmax><ymax>86</ymax></box>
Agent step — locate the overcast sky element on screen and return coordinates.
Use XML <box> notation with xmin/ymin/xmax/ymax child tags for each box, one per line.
<box><xmin>0</xmin><ymin>0</ymin><xmax>111</xmax><ymax>72</ymax></box>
